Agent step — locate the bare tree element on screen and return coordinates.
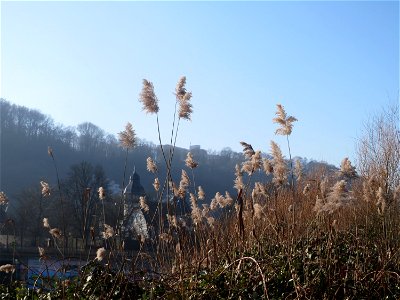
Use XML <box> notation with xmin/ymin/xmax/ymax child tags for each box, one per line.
<box><xmin>357</xmin><ymin>104</ymin><xmax>400</xmax><ymax>204</ymax></box>
<box><xmin>77</xmin><ymin>122</ymin><xmax>105</xmax><ymax>153</ymax></box>
<box><xmin>62</xmin><ymin>162</ymin><xmax>109</xmax><ymax>247</ymax></box>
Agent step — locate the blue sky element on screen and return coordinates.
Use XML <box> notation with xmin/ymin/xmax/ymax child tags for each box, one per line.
<box><xmin>1</xmin><ymin>1</ymin><xmax>398</xmax><ymax>166</ymax></box>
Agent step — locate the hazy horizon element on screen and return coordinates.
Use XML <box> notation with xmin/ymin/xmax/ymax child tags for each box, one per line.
<box><xmin>1</xmin><ymin>1</ymin><xmax>398</xmax><ymax>166</ymax></box>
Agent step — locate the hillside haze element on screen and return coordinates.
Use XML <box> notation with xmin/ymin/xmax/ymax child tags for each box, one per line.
<box><xmin>0</xmin><ymin>99</ymin><xmax>335</xmax><ymax>203</ymax></box>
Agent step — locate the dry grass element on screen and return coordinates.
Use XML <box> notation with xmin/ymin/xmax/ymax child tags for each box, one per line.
<box><xmin>1</xmin><ymin>79</ymin><xmax>399</xmax><ymax>299</ymax></box>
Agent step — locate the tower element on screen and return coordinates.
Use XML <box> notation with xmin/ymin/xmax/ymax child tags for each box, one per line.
<box><xmin>122</xmin><ymin>168</ymin><xmax>148</xmax><ymax>243</ymax></box>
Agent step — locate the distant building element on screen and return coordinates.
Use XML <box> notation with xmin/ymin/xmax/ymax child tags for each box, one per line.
<box><xmin>189</xmin><ymin>145</ymin><xmax>207</xmax><ymax>160</ymax></box>
<box><xmin>122</xmin><ymin>168</ymin><xmax>148</xmax><ymax>246</ymax></box>
<box><xmin>123</xmin><ymin>168</ymin><xmax>146</xmax><ymax>203</ymax></box>
<box><xmin>190</xmin><ymin>145</ymin><xmax>201</xmax><ymax>151</ymax></box>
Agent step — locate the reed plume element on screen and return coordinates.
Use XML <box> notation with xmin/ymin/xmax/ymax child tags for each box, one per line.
<box><xmin>294</xmin><ymin>159</ymin><xmax>303</xmax><ymax>181</ymax></box>
<box><xmin>140</xmin><ymin>196</ymin><xmax>149</xmax><ymax>212</ymax></box>
<box><xmin>240</xmin><ymin>141</ymin><xmax>255</xmax><ymax>159</ymax></box>
<box><xmin>273</xmin><ymin>104</ymin><xmax>297</xmax><ymax>188</ymax></box>
<box><xmin>96</xmin><ymin>247</ymin><xmax>106</xmax><ymax>261</ymax></box>
<box><xmin>146</xmin><ymin>157</ymin><xmax>158</xmax><ymax>173</ymax></box>
<box><xmin>185</xmin><ymin>152</ymin><xmax>198</xmax><ymax>169</ymax></box>
<box><xmin>38</xmin><ymin>247</ymin><xmax>45</xmax><ymax>259</ymax></box>
<box><xmin>47</xmin><ymin>146</ymin><xmax>53</xmax><ymax>157</ymax></box>
<box><xmin>206</xmin><ymin>216</ymin><xmax>215</xmax><ymax>227</ymax></box>
<box><xmin>178</xmin><ymin>170</ymin><xmax>190</xmax><ymax>198</ymax></box>
<box><xmin>263</xmin><ymin>158</ymin><xmax>273</xmax><ymax>175</ymax></box>
<box><xmin>98</xmin><ymin>187</ymin><xmax>106</xmax><ymax>200</ymax></box>
<box><xmin>190</xmin><ymin>193</ymin><xmax>202</xmax><ymax>225</ymax></box>
<box><xmin>139</xmin><ymin>79</ymin><xmax>159</xmax><ymax>114</ymax></box>
<box><xmin>118</xmin><ymin>122</ymin><xmax>136</xmax><ymax>149</ymax></box>
<box><xmin>153</xmin><ymin>178</ymin><xmax>160</xmax><ymax>191</ymax></box>
<box><xmin>0</xmin><ymin>264</ymin><xmax>15</xmax><ymax>273</ymax></box>
<box><xmin>201</xmin><ymin>204</ymin><xmax>210</xmax><ymax>217</ymax></box>
<box><xmin>242</xmin><ymin>161</ymin><xmax>253</xmax><ymax>175</ymax></box>
<box><xmin>340</xmin><ymin>157</ymin><xmax>357</xmax><ymax>178</ymax></box>
<box><xmin>102</xmin><ymin>224</ymin><xmax>115</xmax><ymax>239</ymax></box>
<box><xmin>234</xmin><ymin>164</ymin><xmax>244</xmax><ymax>191</ymax></box>
<box><xmin>273</xmin><ymin>104</ymin><xmax>297</xmax><ymax>136</ymax></box>
<box><xmin>270</xmin><ymin>141</ymin><xmax>287</xmax><ymax>186</ymax></box>
<box><xmin>43</xmin><ymin>218</ymin><xmax>50</xmax><ymax>228</ymax></box>
<box><xmin>198</xmin><ymin>186</ymin><xmax>205</xmax><ymax>200</ymax></box>
<box><xmin>317</xmin><ymin>180</ymin><xmax>353</xmax><ymax>214</ymax></box>
<box><xmin>175</xmin><ymin>76</ymin><xmax>193</xmax><ymax>120</ymax></box>
<box><xmin>40</xmin><ymin>181</ymin><xmax>51</xmax><ymax>197</ymax></box>
<box><xmin>252</xmin><ymin>182</ymin><xmax>268</xmax><ymax>199</ymax></box>
<box><xmin>49</xmin><ymin>228</ymin><xmax>62</xmax><ymax>239</ymax></box>
<box><xmin>0</xmin><ymin>192</ymin><xmax>8</xmax><ymax>205</ymax></box>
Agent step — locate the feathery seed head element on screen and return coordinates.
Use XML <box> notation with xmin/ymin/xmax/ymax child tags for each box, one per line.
<box><xmin>190</xmin><ymin>193</ymin><xmax>202</xmax><ymax>224</ymax></box>
<box><xmin>252</xmin><ymin>182</ymin><xmax>268</xmax><ymax>199</ymax></box>
<box><xmin>185</xmin><ymin>152</ymin><xmax>198</xmax><ymax>169</ymax></box>
<box><xmin>118</xmin><ymin>122</ymin><xmax>136</xmax><ymax>149</ymax></box>
<box><xmin>169</xmin><ymin>181</ymin><xmax>180</xmax><ymax>197</ymax></box>
<box><xmin>153</xmin><ymin>178</ymin><xmax>160</xmax><ymax>191</ymax></box>
<box><xmin>273</xmin><ymin>104</ymin><xmax>297</xmax><ymax>135</ymax></box>
<box><xmin>102</xmin><ymin>224</ymin><xmax>114</xmax><ymax>239</ymax></box>
<box><xmin>319</xmin><ymin>180</ymin><xmax>354</xmax><ymax>214</ymax></box>
<box><xmin>146</xmin><ymin>157</ymin><xmax>157</xmax><ymax>173</ymax></box>
<box><xmin>0</xmin><ymin>192</ymin><xmax>9</xmax><ymax>205</ymax></box>
<box><xmin>207</xmin><ymin>216</ymin><xmax>215</xmax><ymax>227</ymax></box>
<box><xmin>234</xmin><ymin>164</ymin><xmax>244</xmax><ymax>191</ymax></box>
<box><xmin>241</xmin><ymin>161</ymin><xmax>253</xmax><ymax>175</ymax></box>
<box><xmin>198</xmin><ymin>186</ymin><xmax>205</xmax><ymax>200</ymax></box>
<box><xmin>210</xmin><ymin>195</ymin><xmax>219</xmax><ymax>210</ymax></box>
<box><xmin>40</xmin><ymin>181</ymin><xmax>51</xmax><ymax>197</ymax></box>
<box><xmin>38</xmin><ymin>246</ymin><xmax>45</xmax><ymax>258</ymax></box>
<box><xmin>96</xmin><ymin>247</ymin><xmax>106</xmax><ymax>261</ymax></box>
<box><xmin>175</xmin><ymin>76</ymin><xmax>187</xmax><ymax>100</ymax></box>
<box><xmin>139</xmin><ymin>79</ymin><xmax>159</xmax><ymax>114</ymax></box>
<box><xmin>47</xmin><ymin>146</ymin><xmax>53</xmax><ymax>157</ymax></box>
<box><xmin>270</xmin><ymin>141</ymin><xmax>288</xmax><ymax>186</ymax></box>
<box><xmin>178</xmin><ymin>170</ymin><xmax>190</xmax><ymax>198</ymax></box>
<box><xmin>251</xmin><ymin>151</ymin><xmax>262</xmax><ymax>171</ymax></box>
<box><xmin>49</xmin><ymin>228</ymin><xmax>62</xmax><ymax>239</ymax></box>
<box><xmin>263</xmin><ymin>158</ymin><xmax>273</xmax><ymax>175</ymax></box>
<box><xmin>98</xmin><ymin>187</ymin><xmax>106</xmax><ymax>200</ymax></box>
<box><xmin>175</xmin><ymin>76</ymin><xmax>193</xmax><ymax>120</ymax></box>
<box><xmin>178</xmin><ymin>94</ymin><xmax>193</xmax><ymax>120</ymax></box>
<box><xmin>140</xmin><ymin>196</ymin><xmax>149</xmax><ymax>212</ymax></box>
<box><xmin>0</xmin><ymin>264</ymin><xmax>15</xmax><ymax>273</ymax></box>
<box><xmin>240</xmin><ymin>141</ymin><xmax>255</xmax><ymax>159</ymax></box>
<box><xmin>340</xmin><ymin>157</ymin><xmax>357</xmax><ymax>178</ymax></box>
<box><xmin>43</xmin><ymin>218</ymin><xmax>50</xmax><ymax>228</ymax></box>
<box><xmin>294</xmin><ymin>159</ymin><xmax>303</xmax><ymax>181</ymax></box>
<box><xmin>201</xmin><ymin>204</ymin><xmax>210</xmax><ymax>217</ymax></box>
<box><xmin>224</xmin><ymin>191</ymin><xmax>233</xmax><ymax>207</ymax></box>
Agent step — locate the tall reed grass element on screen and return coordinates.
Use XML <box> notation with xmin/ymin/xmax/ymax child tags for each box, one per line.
<box><xmin>1</xmin><ymin>78</ymin><xmax>399</xmax><ymax>299</ymax></box>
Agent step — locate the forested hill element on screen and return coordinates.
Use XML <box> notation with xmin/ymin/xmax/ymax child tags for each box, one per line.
<box><xmin>0</xmin><ymin>99</ymin><xmax>246</xmax><ymax>200</ymax></box>
<box><xmin>0</xmin><ymin>99</ymin><xmax>334</xmax><ymax>202</ymax></box>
